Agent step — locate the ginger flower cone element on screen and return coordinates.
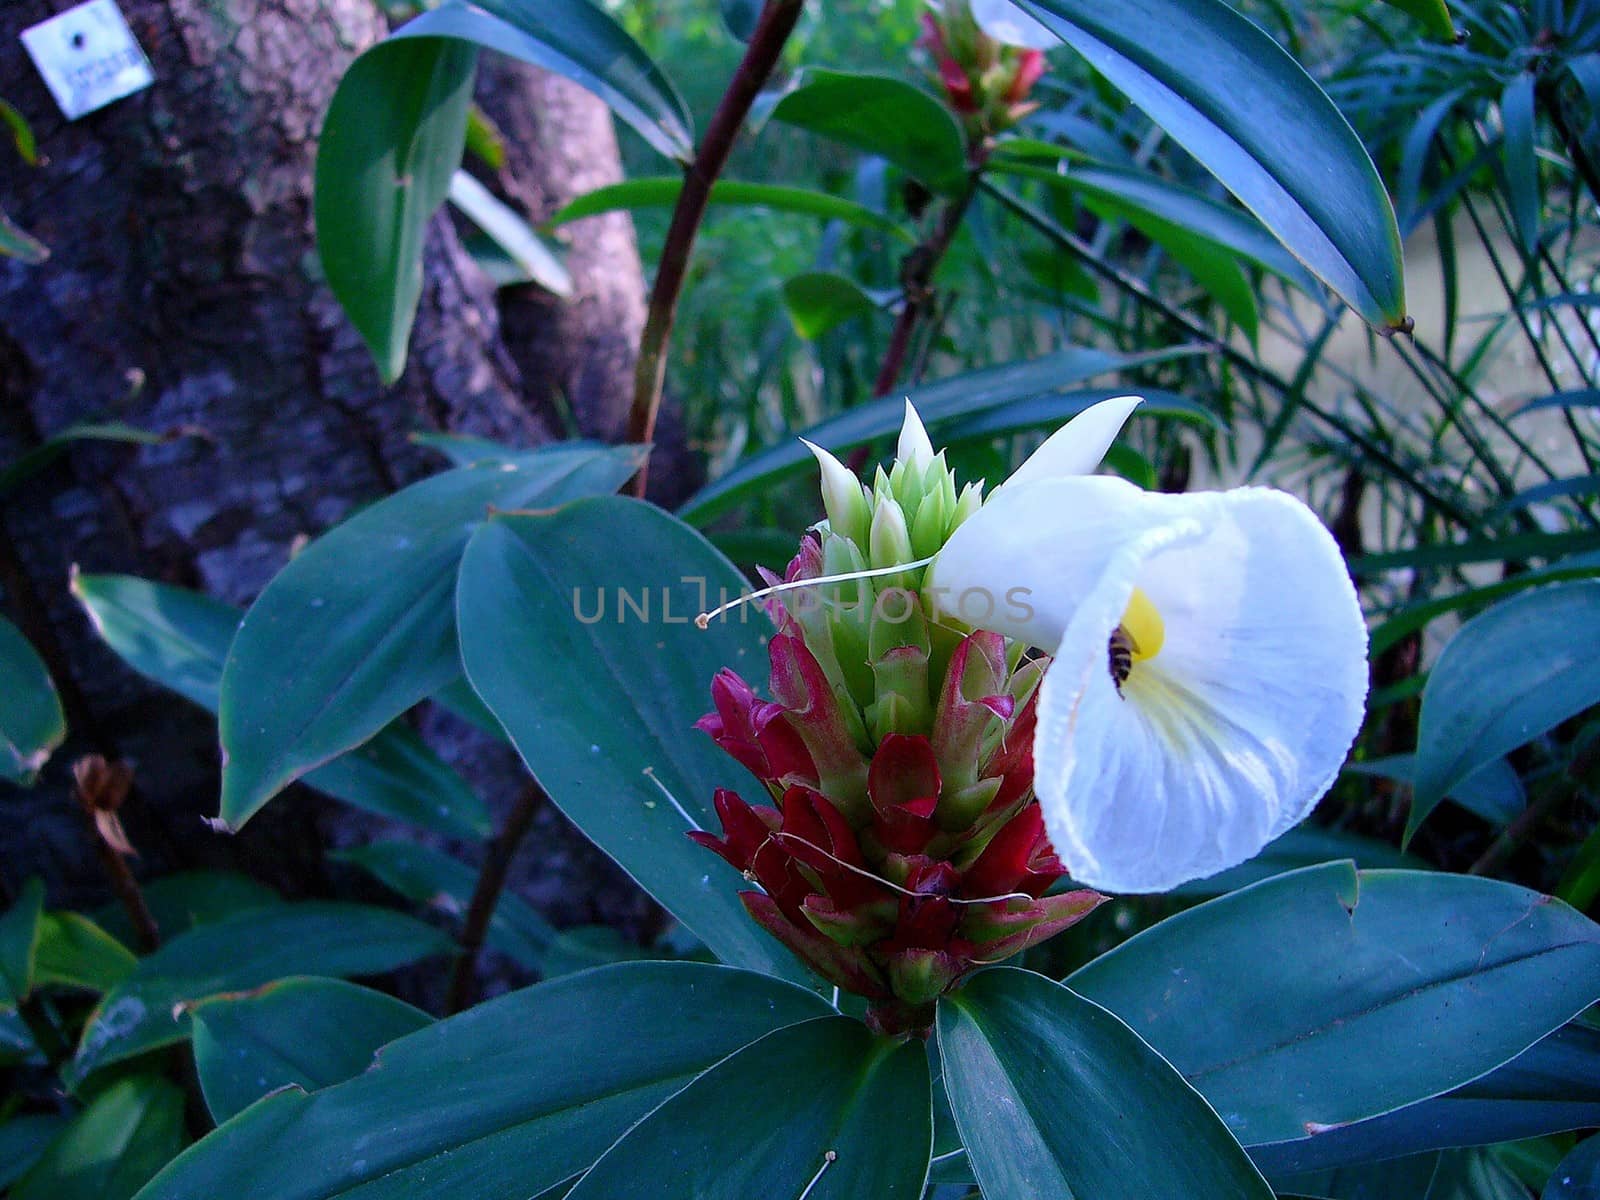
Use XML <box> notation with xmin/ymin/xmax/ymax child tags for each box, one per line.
<box><xmin>691</xmin><ymin>397</ymin><xmax>1367</xmax><ymax>1036</ymax></box>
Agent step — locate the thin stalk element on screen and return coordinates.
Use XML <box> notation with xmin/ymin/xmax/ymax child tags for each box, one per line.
<box><xmin>873</xmin><ymin>161</ymin><xmax>987</xmax><ymax>396</ymax></box>
<box><xmin>447</xmin><ymin>782</ymin><xmax>542</xmax><ymax>1014</ymax></box>
<box><xmin>628</xmin><ymin>0</ymin><xmax>806</xmax><ymax>497</ymax></box>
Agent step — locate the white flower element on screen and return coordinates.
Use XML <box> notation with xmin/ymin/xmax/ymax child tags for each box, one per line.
<box><xmin>969</xmin><ymin>0</ymin><xmax>1059</xmax><ymax>50</ymax></box>
<box><xmin>924</xmin><ymin>397</ymin><xmax>1369</xmax><ymax>894</ymax></box>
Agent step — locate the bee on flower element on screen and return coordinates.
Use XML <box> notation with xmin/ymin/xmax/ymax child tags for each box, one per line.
<box><xmin>693</xmin><ymin>397</ymin><xmax>1368</xmax><ymax>1035</ymax></box>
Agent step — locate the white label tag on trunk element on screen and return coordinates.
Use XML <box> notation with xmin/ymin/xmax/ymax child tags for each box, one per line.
<box><xmin>20</xmin><ymin>0</ymin><xmax>155</xmax><ymax>121</ymax></box>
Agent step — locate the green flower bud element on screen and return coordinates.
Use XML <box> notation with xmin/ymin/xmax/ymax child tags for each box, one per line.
<box><xmin>803</xmin><ymin>439</ymin><xmax>871</xmax><ymax>549</ymax></box>
<box><xmin>869</xmin><ymin>497</ymin><xmax>915</xmax><ymax>573</ymax></box>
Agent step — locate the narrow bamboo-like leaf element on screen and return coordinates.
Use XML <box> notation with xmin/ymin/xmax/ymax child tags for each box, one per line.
<box><xmin>456</xmin><ymin>497</ymin><xmax>809</xmax><ymax>985</ymax></box>
<box><xmin>0</xmin><ymin>209</ymin><xmax>48</xmax><ymax>264</ymax></box>
<box><xmin>73</xmin><ymin>572</ymin><xmax>492</xmax><ymax>840</ymax></box>
<box><xmin>190</xmin><ymin>977</ymin><xmax>430</xmax><ymax>1123</ymax></box>
<box><xmin>782</xmin><ymin>271</ymin><xmax>887</xmax><ymax>339</ymax></box>
<box><xmin>550</xmin><ymin>176</ymin><xmax>914</xmax><ymax>240</ymax></box>
<box><xmin>0</xmin><ymin>878</ymin><xmax>44</xmax><ymax>1004</ymax></box>
<box><xmin>316</xmin><ymin>35</ymin><xmax>478</xmax><ymax>383</ymax></box>
<box><xmin>410</xmin><ymin>0</ymin><xmax>690</xmax><ymax>158</ymax></box>
<box><xmin>939</xmin><ymin>968</ymin><xmax>1273</xmax><ymax>1200</ymax></box>
<box><xmin>1513</xmin><ymin>390</ymin><xmax>1600</xmax><ymax>418</ymax></box>
<box><xmin>448</xmin><ymin>170</ymin><xmax>573</xmax><ymax>297</ymax></box>
<box><xmin>1500</xmin><ymin>73</ymin><xmax>1540</xmax><ymax>257</ymax></box>
<box><xmin>1411</xmin><ymin>582</ymin><xmax>1600</xmax><ymax>839</ymax></box>
<box><xmin>34</xmin><ymin>912</ymin><xmax>137</xmax><ymax>993</ymax></box>
<box><xmin>1070</xmin><ymin>863</ymin><xmax>1600</xmax><ymax>1149</ymax></box>
<box><xmin>68</xmin><ymin>903</ymin><xmax>453</xmax><ymax>1086</ymax></box>
<box><xmin>567</xmin><ymin>1018</ymin><xmax>931</xmax><ymax>1200</ymax></box>
<box><xmin>1353</xmin><ymin>530</ymin><xmax>1600</xmax><ymax>576</ymax></box>
<box><xmin>679</xmin><ymin>345</ymin><xmax>1205</xmax><ymax>523</ymax></box>
<box><xmin>0</xmin><ymin>100</ymin><xmax>38</xmax><ymax>165</ymax></box>
<box><xmin>1546</xmin><ymin>1134</ymin><xmax>1600</xmax><ymax>1200</ymax></box>
<box><xmin>13</xmin><ymin>1075</ymin><xmax>186</xmax><ymax>1200</ymax></box>
<box><xmin>218</xmin><ymin>444</ymin><xmax>644</xmax><ymax>830</ymax></box>
<box><xmin>1380</xmin><ymin>0</ymin><xmax>1457</xmax><ymax>38</ymax></box>
<box><xmin>1015</xmin><ymin>0</ymin><xmax>1406</xmax><ymax>326</ymax></box>
<box><xmin>0</xmin><ymin>421</ymin><xmax>186</xmax><ymax>500</ymax></box>
<box><xmin>771</xmin><ymin>70</ymin><xmax>969</xmax><ymax>195</ymax></box>
<box><xmin>1249</xmin><ymin>1021</ymin><xmax>1600</xmax><ymax>1176</ymax></box>
<box><xmin>0</xmin><ymin>616</ymin><xmax>64</xmax><ymax>785</ymax></box>
<box><xmin>135</xmin><ymin>963</ymin><xmax>832</xmax><ymax>1200</ymax></box>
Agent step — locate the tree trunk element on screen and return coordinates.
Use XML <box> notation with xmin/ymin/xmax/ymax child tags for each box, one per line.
<box><xmin>0</xmin><ymin>0</ymin><xmax>658</xmax><ymax>942</ymax></box>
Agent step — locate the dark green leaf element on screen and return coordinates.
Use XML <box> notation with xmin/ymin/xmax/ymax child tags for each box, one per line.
<box><xmin>1275</xmin><ymin>1153</ymin><xmax>1442</xmax><ymax>1200</ymax></box>
<box><xmin>1250</xmin><ymin>1020</ymin><xmax>1600</xmax><ymax>1176</ymax></box>
<box><xmin>1411</xmin><ymin>582</ymin><xmax>1600</xmax><ymax>839</ymax></box>
<box><xmin>94</xmin><ymin>871</ymin><xmax>280</xmax><ymax>949</ymax></box>
<box><xmin>13</xmin><ymin>1075</ymin><xmax>186</xmax><ymax>1200</ymax></box>
<box><xmin>190</xmin><ymin>977</ymin><xmax>430</xmax><ymax>1123</ymax></box>
<box><xmin>568</xmin><ymin>1017</ymin><xmax>930</xmax><ymax>1200</ymax></box>
<box><xmin>0</xmin><ymin>422</ymin><xmax>184</xmax><ymax>501</ymax></box>
<box><xmin>0</xmin><ymin>1114</ymin><xmax>69</xmax><ymax>1190</ymax></box>
<box><xmin>550</xmin><ymin>177</ymin><xmax>913</xmax><ymax>241</ymax></box>
<box><xmin>1559</xmin><ymin>822</ymin><xmax>1600</xmax><ymax>912</ymax></box>
<box><xmin>135</xmin><ymin>963</ymin><xmax>831</xmax><ymax>1200</ymax></box>
<box><xmin>0</xmin><ymin>209</ymin><xmax>48</xmax><ymax>265</ymax></box>
<box><xmin>456</xmin><ymin>497</ymin><xmax>808</xmax><ymax>984</ymax></box>
<box><xmin>782</xmin><ymin>271</ymin><xmax>887</xmax><ymax>339</ymax></box>
<box><xmin>1016</xmin><ymin>0</ymin><xmax>1406</xmax><ymax>326</ymax></box>
<box><xmin>0</xmin><ymin>616</ymin><xmax>64</xmax><ymax>785</ymax></box>
<box><xmin>408</xmin><ymin>430</ymin><xmax>516</xmax><ymax>467</ymax></box>
<box><xmin>1512</xmin><ymin>390</ymin><xmax>1600</xmax><ymax>418</ymax></box>
<box><xmin>1380</xmin><ymin>0</ymin><xmax>1456</xmax><ymax>38</ymax></box>
<box><xmin>1353</xmin><ymin>531</ymin><xmax>1600</xmax><ymax>577</ymax></box>
<box><xmin>1426</xmin><ymin>1148</ymin><xmax>1534</xmax><ymax>1200</ymax></box>
<box><xmin>721</xmin><ymin>0</ymin><xmax>763</xmax><ymax>40</ymax></box>
<box><xmin>35</xmin><ymin>911</ymin><xmax>138</xmax><ymax>993</ymax></box>
<box><xmin>315</xmin><ymin>35</ymin><xmax>478</xmax><ymax>382</ymax></box>
<box><xmin>67</xmin><ymin>902</ymin><xmax>452</xmax><ymax>1086</ymax></box>
<box><xmin>0</xmin><ymin>877</ymin><xmax>44</xmax><ymax>1004</ymax></box>
<box><xmin>1347</xmin><ymin>754</ymin><xmax>1525</xmax><ymax>829</ymax></box>
<box><xmin>73</xmin><ymin>572</ymin><xmax>492</xmax><ymax>840</ymax></box>
<box><xmin>939</xmin><ymin>968</ymin><xmax>1272</xmax><ymax>1200</ymax></box>
<box><xmin>771</xmin><ymin>70</ymin><xmax>969</xmax><ymax>195</ymax></box>
<box><xmin>679</xmin><ymin>345</ymin><xmax>1206</xmax><ymax>524</ymax></box>
<box><xmin>400</xmin><ymin>0</ymin><xmax>691</xmax><ymax>159</ymax></box>
<box><xmin>1546</xmin><ymin>1134</ymin><xmax>1600</xmax><ymax>1200</ymax></box>
<box><xmin>218</xmin><ymin>445</ymin><xmax>644</xmax><ymax>830</ymax></box>
<box><xmin>1500</xmin><ymin>74</ymin><xmax>1540</xmax><ymax>257</ymax></box>
<box><xmin>1071</xmin><ymin>863</ymin><xmax>1600</xmax><ymax>1148</ymax></box>
<box><xmin>1169</xmin><ymin>824</ymin><xmax>1426</xmax><ymax>899</ymax></box>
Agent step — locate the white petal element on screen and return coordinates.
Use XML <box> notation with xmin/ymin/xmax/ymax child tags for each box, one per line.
<box><xmin>897</xmin><ymin>399</ymin><xmax>936</xmax><ymax>471</ymax></box>
<box><xmin>969</xmin><ymin>0</ymin><xmax>1060</xmax><ymax>48</ymax></box>
<box><xmin>1032</xmin><ymin>486</ymin><xmax>1369</xmax><ymax>893</ymax></box>
<box><xmin>801</xmin><ymin>437</ymin><xmax>869</xmax><ymax>543</ymax></box>
<box><xmin>927</xmin><ymin>474</ymin><xmax>1175</xmax><ymax>649</ymax></box>
<box><xmin>999</xmin><ymin>395</ymin><xmax>1143</xmax><ymax>491</ymax></box>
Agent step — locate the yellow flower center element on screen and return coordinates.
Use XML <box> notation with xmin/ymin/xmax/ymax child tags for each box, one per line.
<box><xmin>1108</xmin><ymin>587</ymin><xmax>1164</xmax><ymax>693</ymax></box>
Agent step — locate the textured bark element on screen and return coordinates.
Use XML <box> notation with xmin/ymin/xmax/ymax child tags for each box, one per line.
<box><xmin>0</xmin><ymin>0</ymin><xmax>657</xmax><ymax>942</ymax></box>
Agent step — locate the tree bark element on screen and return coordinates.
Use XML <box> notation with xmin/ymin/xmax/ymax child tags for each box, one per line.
<box><xmin>0</xmin><ymin>0</ymin><xmax>657</xmax><ymax>942</ymax></box>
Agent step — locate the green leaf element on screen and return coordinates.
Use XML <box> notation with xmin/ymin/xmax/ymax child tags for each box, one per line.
<box><xmin>190</xmin><ymin>977</ymin><xmax>431</xmax><ymax>1123</ymax></box>
<box><xmin>218</xmin><ymin>444</ymin><xmax>644</xmax><ymax>830</ymax></box>
<box><xmin>35</xmin><ymin>911</ymin><xmax>138</xmax><ymax>993</ymax></box>
<box><xmin>1546</xmin><ymin>1134</ymin><xmax>1600</xmax><ymax>1200</ymax></box>
<box><xmin>0</xmin><ymin>877</ymin><xmax>44</xmax><ymax>1004</ymax></box>
<box><xmin>0</xmin><ymin>1114</ymin><xmax>69</xmax><ymax>1191</ymax></box>
<box><xmin>73</xmin><ymin>572</ymin><xmax>492</xmax><ymax>840</ymax></box>
<box><xmin>939</xmin><ymin>968</ymin><xmax>1273</xmax><ymax>1200</ymax></box>
<box><xmin>334</xmin><ymin>840</ymin><xmax>637</xmax><ymax>978</ymax></box>
<box><xmin>0</xmin><ymin>615</ymin><xmax>64</xmax><ymax>785</ymax></box>
<box><xmin>1070</xmin><ymin>863</ymin><xmax>1600</xmax><ymax>1149</ymax></box>
<box><xmin>1016</xmin><ymin>0</ymin><xmax>1407</xmax><ymax>327</ymax></box>
<box><xmin>1500</xmin><ymin>74</ymin><xmax>1540</xmax><ymax>258</ymax></box>
<box><xmin>1352</xmin><ymin>530</ymin><xmax>1600</xmax><ymax>577</ymax></box>
<box><xmin>1559</xmin><ymin>822</ymin><xmax>1600</xmax><ymax>912</ymax></box>
<box><xmin>0</xmin><ymin>209</ymin><xmax>48</xmax><ymax>265</ymax></box>
<box><xmin>67</xmin><ymin>902</ymin><xmax>452</xmax><ymax>1087</ymax></box>
<box><xmin>408</xmin><ymin>430</ymin><xmax>516</xmax><ymax>467</ymax></box>
<box><xmin>1169</xmin><ymin>824</ymin><xmax>1426</xmax><ymax>899</ymax></box>
<box><xmin>549</xmin><ymin>177</ymin><xmax>914</xmax><ymax>241</ymax></box>
<box><xmin>771</xmin><ymin>70</ymin><xmax>969</xmax><ymax>195</ymax></box>
<box><xmin>1275</xmin><ymin>1153</ymin><xmax>1442</xmax><ymax>1200</ymax></box>
<box><xmin>1426</xmin><ymin>1149</ymin><xmax>1534</xmax><ymax>1200</ymax></box>
<box><xmin>568</xmin><ymin>1017</ymin><xmax>930</xmax><ymax>1199</ymax></box>
<box><xmin>316</xmin><ymin>35</ymin><xmax>478</xmax><ymax>383</ymax></box>
<box><xmin>456</xmin><ymin>497</ymin><xmax>809</xmax><ymax>985</ymax></box>
<box><xmin>1379</xmin><ymin>0</ymin><xmax>1456</xmax><ymax>38</ymax></box>
<box><xmin>94</xmin><ymin>871</ymin><xmax>280</xmax><ymax>948</ymax></box>
<box><xmin>1411</xmin><ymin>582</ymin><xmax>1600</xmax><ymax>841</ymax></box>
<box><xmin>678</xmin><ymin>345</ymin><xmax>1206</xmax><ymax>524</ymax></box>
<box><xmin>0</xmin><ymin>422</ymin><xmax>184</xmax><ymax>501</ymax></box>
<box><xmin>448</xmin><ymin>170</ymin><xmax>573</xmax><ymax>297</ymax></box>
<box><xmin>721</xmin><ymin>0</ymin><xmax>763</xmax><ymax>40</ymax></box>
<box><xmin>1250</xmin><ymin>1020</ymin><xmax>1600</xmax><ymax>1176</ymax></box>
<box><xmin>1347</xmin><ymin>753</ymin><xmax>1526</xmax><ymax>829</ymax></box>
<box><xmin>135</xmin><ymin>963</ymin><xmax>831</xmax><ymax>1200</ymax></box>
<box><xmin>782</xmin><ymin>271</ymin><xmax>887</xmax><ymax>339</ymax></box>
<box><xmin>13</xmin><ymin>1075</ymin><xmax>186</xmax><ymax>1200</ymax></box>
<box><xmin>0</xmin><ymin>99</ymin><xmax>39</xmax><ymax>165</ymax></box>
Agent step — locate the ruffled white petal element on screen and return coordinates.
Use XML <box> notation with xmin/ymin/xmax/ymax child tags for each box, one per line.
<box><xmin>969</xmin><ymin>0</ymin><xmax>1060</xmax><ymax>49</ymax></box>
<box><xmin>1000</xmin><ymin>395</ymin><xmax>1143</xmax><ymax>491</ymax></box>
<box><xmin>897</xmin><ymin>399</ymin><xmax>936</xmax><ymax>471</ymax></box>
<box><xmin>1029</xmin><ymin>485</ymin><xmax>1369</xmax><ymax>893</ymax></box>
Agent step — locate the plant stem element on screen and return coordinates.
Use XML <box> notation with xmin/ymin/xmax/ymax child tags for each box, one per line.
<box><xmin>873</xmin><ymin>160</ymin><xmax>986</xmax><ymax>397</ymax></box>
<box><xmin>446</xmin><ymin>782</ymin><xmax>542</xmax><ymax>1014</ymax></box>
<box><xmin>627</xmin><ymin>0</ymin><xmax>806</xmax><ymax>498</ymax></box>
<box><xmin>91</xmin><ymin>832</ymin><xmax>160</xmax><ymax>953</ymax></box>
